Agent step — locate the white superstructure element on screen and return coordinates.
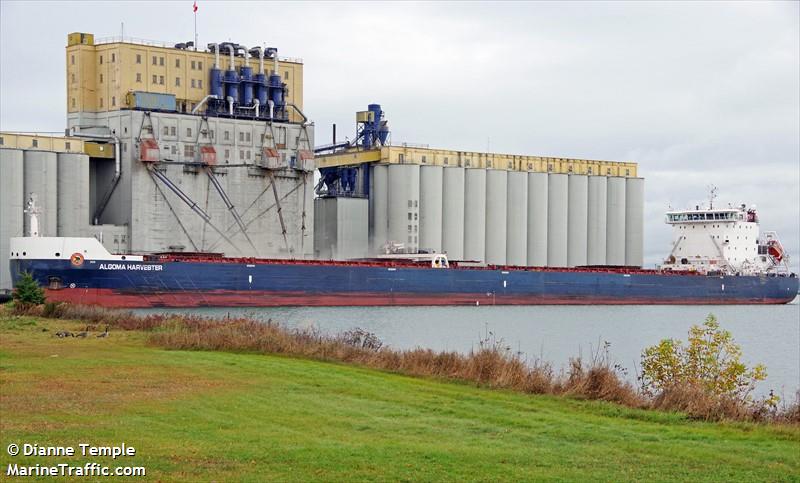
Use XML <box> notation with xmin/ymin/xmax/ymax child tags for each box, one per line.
<box><xmin>660</xmin><ymin>201</ymin><xmax>789</xmax><ymax>275</ymax></box>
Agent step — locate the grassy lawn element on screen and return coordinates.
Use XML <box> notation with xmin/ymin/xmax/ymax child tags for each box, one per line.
<box><xmin>1</xmin><ymin>313</ymin><xmax>798</xmax><ymax>481</ymax></box>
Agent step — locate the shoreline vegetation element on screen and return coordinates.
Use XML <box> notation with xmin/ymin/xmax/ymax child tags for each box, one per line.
<box><xmin>2</xmin><ymin>303</ymin><xmax>799</xmax><ymax>481</ymax></box>
<box><xmin>9</xmin><ymin>301</ymin><xmax>800</xmax><ymax>425</ymax></box>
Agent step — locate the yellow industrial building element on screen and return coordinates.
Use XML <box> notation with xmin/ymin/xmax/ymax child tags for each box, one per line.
<box><xmin>65</xmin><ymin>32</ymin><xmax>304</xmax><ymax>121</ymax></box>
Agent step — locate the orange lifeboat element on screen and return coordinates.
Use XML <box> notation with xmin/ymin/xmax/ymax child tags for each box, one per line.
<box><xmin>767</xmin><ymin>240</ymin><xmax>784</xmax><ymax>262</ymax></box>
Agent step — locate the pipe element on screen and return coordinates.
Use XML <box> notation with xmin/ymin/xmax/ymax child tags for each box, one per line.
<box><xmin>68</xmin><ymin>128</ymin><xmax>120</xmax><ymax>225</ymax></box>
<box><xmin>227</xmin><ymin>96</ymin><xmax>234</xmax><ymax>116</ymax></box>
<box><xmin>258</xmin><ymin>47</ymin><xmax>265</xmax><ymax>74</ymax></box>
<box><xmin>268</xmin><ymin>99</ymin><xmax>274</xmax><ymax>120</ymax></box>
<box><xmin>254</xmin><ymin>98</ymin><xmax>260</xmax><ymax>117</ymax></box>
<box><xmin>208</xmin><ymin>43</ymin><xmax>220</xmax><ymax>68</ymax></box>
<box><xmin>239</xmin><ymin>44</ymin><xmax>249</xmax><ymax>62</ymax></box>
<box><xmin>272</xmin><ymin>48</ymin><xmax>278</xmax><ymax>75</ymax></box>
<box><xmin>227</xmin><ymin>43</ymin><xmax>235</xmax><ymax>70</ymax></box>
<box><xmin>287</xmin><ymin>103</ymin><xmax>308</xmax><ymax>125</ymax></box>
<box><xmin>192</xmin><ymin>94</ymin><xmax>218</xmax><ymax>114</ymax></box>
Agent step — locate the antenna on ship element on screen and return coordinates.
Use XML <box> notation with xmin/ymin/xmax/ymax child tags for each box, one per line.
<box><xmin>707</xmin><ymin>185</ymin><xmax>718</xmax><ymax>210</ymax></box>
<box><xmin>24</xmin><ymin>193</ymin><xmax>41</xmax><ymax>238</ymax></box>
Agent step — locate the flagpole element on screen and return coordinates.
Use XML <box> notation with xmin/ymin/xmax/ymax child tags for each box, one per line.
<box><xmin>194</xmin><ymin>6</ymin><xmax>197</xmax><ymax>51</ymax></box>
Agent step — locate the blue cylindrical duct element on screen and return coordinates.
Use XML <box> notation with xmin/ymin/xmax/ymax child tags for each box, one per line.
<box><xmin>239</xmin><ymin>65</ymin><xmax>253</xmax><ymax>106</ymax></box>
<box><xmin>269</xmin><ymin>74</ymin><xmax>284</xmax><ymax>109</ymax></box>
<box><xmin>254</xmin><ymin>73</ymin><xmax>267</xmax><ymax>113</ymax></box>
<box><xmin>209</xmin><ymin>68</ymin><xmax>223</xmax><ymax>98</ymax></box>
<box><xmin>224</xmin><ymin>70</ymin><xmax>239</xmax><ymax>103</ymax></box>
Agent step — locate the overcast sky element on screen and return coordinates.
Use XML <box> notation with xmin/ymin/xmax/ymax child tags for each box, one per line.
<box><xmin>1</xmin><ymin>1</ymin><xmax>798</xmax><ymax>270</ymax></box>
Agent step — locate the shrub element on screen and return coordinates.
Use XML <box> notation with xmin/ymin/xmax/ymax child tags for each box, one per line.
<box><xmin>12</xmin><ymin>272</ymin><xmax>46</xmax><ymax>307</ymax></box>
<box><xmin>640</xmin><ymin>314</ymin><xmax>774</xmax><ymax>419</ymax></box>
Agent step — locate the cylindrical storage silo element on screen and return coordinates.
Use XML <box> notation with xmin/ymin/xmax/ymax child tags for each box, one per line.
<box><xmin>606</xmin><ymin>177</ymin><xmax>627</xmax><ymax>266</ymax></box>
<box><xmin>57</xmin><ymin>152</ymin><xmax>91</xmax><ymax>237</ymax></box>
<box><xmin>419</xmin><ymin>165</ymin><xmax>443</xmax><ymax>253</ymax></box>
<box><xmin>547</xmin><ymin>173</ymin><xmax>568</xmax><ymax>267</ymax></box>
<box><xmin>506</xmin><ymin>171</ymin><xmax>527</xmax><ymax>266</ymax></box>
<box><xmin>463</xmin><ymin>168</ymin><xmax>487</xmax><ymax>262</ymax></box>
<box><xmin>442</xmin><ymin>167</ymin><xmax>465</xmax><ymax>260</ymax></box>
<box><xmin>485</xmin><ymin>169</ymin><xmax>508</xmax><ymax>265</ymax></box>
<box><xmin>23</xmin><ymin>150</ymin><xmax>57</xmax><ymax>236</ymax></box>
<box><xmin>567</xmin><ymin>174</ymin><xmax>588</xmax><ymax>267</ymax></box>
<box><xmin>587</xmin><ymin>176</ymin><xmax>608</xmax><ymax>266</ymax></box>
<box><xmin>371</xmin><ymin>164</ymin><xmax>389</xmax><ymax>251</ymax></box>
<box><xmin>388</xmin><ymin>164</ymin><xmax>420</xmax><ymax>252</ymax></box>
<box><xmin>625</xmin><ymin>177</ymin><xmax>645</xmax><ymax>267</ymax></box>
<box><xmin>526</xmin><ymin>172</ymin><xmax>548</xmax><ymax>266</ymax></box>
<box><xmin>0</xmin><ymin>149</ymin><xmax>24</xmax><ymax>290</ymax></box>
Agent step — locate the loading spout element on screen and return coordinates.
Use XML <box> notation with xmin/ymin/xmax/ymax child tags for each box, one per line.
<box><xmin>287</xmin><ymin>103</ymin><xmax>308</xmax><ymax>125</ymax></box>
<box><xmin>204</xmin><ymin>167</ymin><xmax>258</xmax><ymax>253</ymax></box>
<box><xmin>192</xmin><ymin>94</ymin><xmax>218</xmax><ymax>114</ymax></box>
<box><xmin>146</xmin><ymin>165</ymin><xmax>244</xmax><ymax>255</ymax></box>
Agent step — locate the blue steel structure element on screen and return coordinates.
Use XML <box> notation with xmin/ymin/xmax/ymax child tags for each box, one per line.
<box><xmin>315</xmin><ymin>104</ymin><xmax>389</xmax><ymax>198</ymax></box>
<box><xmin>205</xmin><ymin>42</ymin><xmax>288</xmax><ymax>121</ymax></box>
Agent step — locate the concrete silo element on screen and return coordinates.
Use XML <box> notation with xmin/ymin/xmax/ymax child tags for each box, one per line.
<box><xmin>419</xmin><ymin>165</ymin><xmax>443</xmax><ymax>253</ymax></box>
<box><xmin>484</xmin><ymin>169</ymin><xmax>508</xmax><ymax>265</ymax></box>
<box><xmin>587</xmin><ymin>176</ymin><xmax>608</xmax><ymax>266</ymax></box>
<box><xmin>387</xmin><ymin>164</ymin><xmax>420</xmax><ymax>252</ymax></box>
<box><xmin>22</xmin><ymin>150</ymin><xmax>58</xmax><ymax>236</ymax></box>
<box><xmin>625</xmin><ymin>177</ymin><xmax>644</xmax><ymax>267</ymax></box>
<box><xmin>506</xmin><ymin>171</ymin><xmax>528</xmax><ymax>266</ymax></box>
<box><xmin>441</xmin><ymin>166</ymin><xmax>465</xmax><ymax>260</ymax></box>
<box><xmin>606</xmin><ymin>177</ymin><xmax>627</xmax><ymax>265</ymax></box>
<box><xmin>547</xmin><ymin>173</ymin><xmax>568</xmax><ymax>267</ymax></box>
<box><xmin>1</xmin><ymin>149</ymin><xmax>24</xmax><ymax>290</ymax></box>
<box><xmin>567</xmin><ymin>174</ymin><xmax>588</xmax><ymax>267</ymax></box>
<box><xmin>370</xmin><ymin>164</ymin><xmax>389</xmax><ymax>251</ymax></box>
<box><xmin>526</xmin><ymin>172</ymin><xmax>548</xmax><ymax>266</ymax></box>
<box><xmin>463</xmin><ymin>168</ymin><xmax>487</xmax><ymax>262</ymax></box>
<box><xmin>57</xmin><ymin>152</ymin><xmax>91</xmax><ymax>237</ymax></box>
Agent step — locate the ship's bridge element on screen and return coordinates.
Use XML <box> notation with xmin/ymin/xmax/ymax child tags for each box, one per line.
<box><xmin>666</xmin><ymin>208</ymin><xmax>746</xmax><ymax>224</ymax></box>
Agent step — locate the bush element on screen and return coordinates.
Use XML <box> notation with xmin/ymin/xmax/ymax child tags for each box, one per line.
<box><xmin>640</xmin><ymin>314</ymin><xmax>774</xmax><ymax>420</ymax></box>
<box><xmin>12</xmin><ymin>272</ymin><xmax>46</xmax><ymax>307</ymax></box>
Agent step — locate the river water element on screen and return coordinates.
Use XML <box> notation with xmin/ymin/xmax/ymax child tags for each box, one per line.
<box><xmin>137</xmin><ymin>297</ymin><xmax>800</xmax><ymax>398</ymax></box>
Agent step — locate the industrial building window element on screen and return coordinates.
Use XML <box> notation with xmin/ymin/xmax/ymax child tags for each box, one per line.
<box><xmin>111</xmin><ymin>96</ymin><xmax>116</xmax><ymax>107</ymax></box>
<box><xmin>209</xmin><ymin>130</ymin><xmax>214</xmax><ymax>139</ymax></box>
<box><xmin>152</xmin><ymin>74</ymin><xmax>158</xmax><ymax>84</ymax></box>
<box><xmin>444</xmin><ymin>157</ymin><xmax>449</xmax><ymax>165</ymax></box>
<box><xmin>239</xmin><ymin>132</ymin><xmax>244</xmax><ymax>142</ymax></box>
<box><xmin>71</xmin><ymin>55</ymin><xmax>75</xmax><ymax>65</ymax></box>
<box><xmin>136</xmin><ymin>73</ymin><xmax>141</xmax><ymax>83</ymax></box>
<box><xmin>184</xmin><ymin>145</ymin><xmax>195</xmax><ymax>160</ymax></box>
<box><xmin>225</xmin><ymin>149</ymin><xmax>230</xmax><ymax>159</ymax></box>
<box><xmin>71</xmin><ymin>98</ymin><xmax>75</xmax><ymax>108</ymax></box>
<box><xmin>198</xmin><ymin>79</ymin><xmax>203</xmax><ymax>88</ymax></box>
<box><xmin>408</xmin><ymin>213</ymin><xmax>412</xmax><ymax>221</ymax></box>
<box><xmin>625</xmin><ymin>169</ymin><xmax>630</xmax><ymax>176</ymax></box>
<box><xmin>186</xmin><ymin>128</ymin><xmax>192</xmax><ymax>137</ymax></box>
<box><xmin>191</xmin><ymin>60</ymin><xmax>196</xmax><ymax>70</ymax></box>
<box><xmin>163</xmin><ymin>126</ymin><xmax>169</xmax><ymax>136</ymax></box>
<box><xmin>191</xmin><ymin>79</ymin><xmax>196</xmax><ymax>88</ymax></box>
<box><xmin>100</xmin><ymin>74</ymin><xmax>104</xmax><ymax>83</ymax></box>
<box><xmin>32</xmin><ymin>139</ymin><xmax>38</xmax><ymax>147</ymax></box>
<box><xmin>159</xmin><ymin>57</ymin><xmax>165</xmax><ymax>66</ymax></box>
<box><xmin>159</xmin><ymin>76</ymin><xmax>165</xmax><ymax>85</ymax></box>
<box><xmin>170</xmin><ymin>126</ymin><xmax>176</xmax><ymax>136</ymax></box>
<box><xmin>171</xmin><ymin>145</ymin><xmax>177</xmax><ymax>155</ymax></box>
<box><xmin>175</xmin><ymin>58</ymin><xmax>180</xmax><ymax>68</ymax></box>
<box><xmin>224</xmin><ymin>131</ymin><xmax>230</xmax><ymax>141</ymax></box>
<box><xmin>414</xmin><ymin>200</ymin><xmax>418</xmax><ymax>208</ymax></box>
<box><xmin>548</xmin><ymin>164</ymin><xmax>553</xmax><ymax>172</ymax></box>
<box><xmin>421</xmin><ymin>155</ymin><xmax>426</xmax><ymax>163</ymax></box>
<box><xmin>111</xmin><ymin>53</ymin><xmax>116</xmax><ymax>62</ymax></box>
<box><xmin>152</xmin><ymin>56</ymin><xmax>157</xmax><ymax>65</ymax></box>
<box><xmin>100</xmin><ymin>98</ymin><xmax>103</xmax><ymax>108</ymax></box>
<box><xmin>136</xmin><ymin>54</ymin><xmax>141</xmax><ymax>64</ymax></box>
<box><xmin>175</xmin><ymin>77</ymin><xmax>181</xmax><ymax>86</ymax></box>
<box><xmin>246</xmin><ymin>151</ymin><xmax>251</xmax><ymax>160</ymax></box>
<box><xmin>71</xmin><ymin>73</ymin><xmax>75</xmax><ymax>83</ymax></box>
<box><xmin>587</xmin><ymin>167</ymin><xmax>593</xmax><ymax>174</ymax></box>
<box><xmin>245</xmin><ymin>132</ymin><xmax>251</xmax><ymax>142</ymax></box>
<box><xmin>398</xmin><ymin>154</ymin><xmax>404</xmax><ymax>162</ymax></box>
<box><xmin>198</xmin><ymin>61</ymin><xmax>203</xmax><ymax>70</ymax></box>
<box><xmin>100</xmin><ymin>55</ymin><xmax>103</xmax><ymax>64</ymax></box>
<box><xmin>284</xmin><ymin>71</ymin><xmax>289</xmax><ymax>79</ymax></box>
<box><xmin>408</xmin><ymin>225</ymin><xmax>412</xmax><ymax>232</ymax></box>
<box><xmin>408</xmin><ymin>200</ymin><xmax>412</xmax><ymax>208</ymax></box>
<box><xmin>607</xmin><ymin>168</ymin><xmax>612</xmax><ymax>175</ymax></box>
<box><xmin>240</xmin><ymin>150</ymin><xmax>244</xmax><ymax>160</ymax></box>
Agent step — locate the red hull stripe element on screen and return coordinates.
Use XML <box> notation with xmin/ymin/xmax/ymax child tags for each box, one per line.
<box><xmin>42</xmin><ymin>288</ymin><xmax>795</xmax><ymax>308</ymax></box>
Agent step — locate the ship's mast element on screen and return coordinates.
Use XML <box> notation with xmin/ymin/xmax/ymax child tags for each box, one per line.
<box><xmin>707</xmin><ymin>185</ymin><xmax>718</xmax><ymax>210</ymax></box>
<box><xmin>24</xmin><ymin>193</ymin><xmax>41</xmax><ymax>237</ymax></box>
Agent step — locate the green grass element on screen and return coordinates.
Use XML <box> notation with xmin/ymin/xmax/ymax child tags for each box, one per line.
<box><xmin>1</xmin><ymin>314</ymin><xmax>798</xmax><ymax>482</ymax></box>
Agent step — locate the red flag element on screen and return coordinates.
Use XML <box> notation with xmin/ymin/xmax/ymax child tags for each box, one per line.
<box><xmin>193</xmin><ymin>1</ymin><xmax>198</xmax><ymax>12</ymax></box>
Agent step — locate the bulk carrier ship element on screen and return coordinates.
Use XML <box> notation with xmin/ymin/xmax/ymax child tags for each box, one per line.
<box><xmin>9</xmin><ymin>196</ymin><xmax>797</xmax><ymax>307</ymax></box>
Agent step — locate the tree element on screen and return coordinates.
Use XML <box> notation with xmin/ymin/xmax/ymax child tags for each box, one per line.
<box><xmin>640</xmin><ymin>314</ymin><xmax>768</xmax><ymax>403</ymax></box>
<box><xmin>12</xmin><ymin>272</ymin><xmax>46</xmax><ymax>306</ymax></box>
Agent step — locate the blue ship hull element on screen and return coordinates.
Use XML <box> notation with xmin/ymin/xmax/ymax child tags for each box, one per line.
<box><xmin>10</xmin><ymin>257</ymin><xmax>798</xmax><ymax>307</ymax></box>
